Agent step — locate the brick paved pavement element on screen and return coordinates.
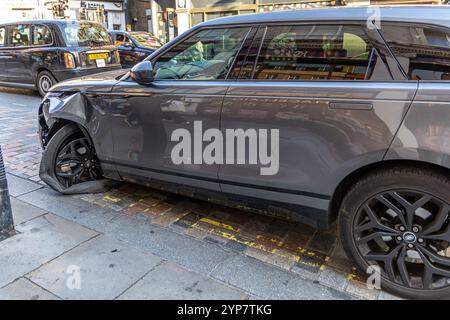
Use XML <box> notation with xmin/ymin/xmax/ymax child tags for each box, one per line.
<box><xmin>0</xmin><ymin>87</ymin><xmax>398</xmax><ymax>299</ymax></box>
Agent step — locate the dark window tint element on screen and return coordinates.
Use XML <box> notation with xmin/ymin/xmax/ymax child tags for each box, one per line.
<box><xmin>153</xmin><ymin>27</ymin><xmax>250</xmax><ymax>80</ymax></box>
<box><xmin>10</xmin><ymin>25</ymin><xmax>30</xmax><ymax>47</ymax></box>
<box><xmin>253</xmin><ymin>25</ymin><xmax>379</xmax><ymax>81</ymax></box>
<box><xmin>0</xmin><ymin>27</ymin><xmax>5</xmax><ymax>47</ymax></box>
<box><xmin>382</xmin><ymin>25</ymin><xmax>450</xmax><ymax>80</ymax></box>
<box><xmin>33</xmin><ymin>25</ymin><xmax>52</xmax><ymax>45</ymax></box>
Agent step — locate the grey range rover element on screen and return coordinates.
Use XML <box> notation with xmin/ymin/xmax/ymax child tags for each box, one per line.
<box><xmin>38</xmin><ymin>6</ymin><xmax>450</xmax><ymax>299</ymax></box>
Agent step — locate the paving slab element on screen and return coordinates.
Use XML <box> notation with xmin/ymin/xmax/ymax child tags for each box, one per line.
<box><xmin>11</xmin><ymin>197</ymin><xmax>46</xmax><ymax>226</ymax></box>
<box><xmin>28</xmin><ymin>235</ymin><xmax>163</xmax><ymax>300</ymax></box>
<box><xmin>0</xmin><ymin>278</ymin><xmax>59</xmax><ymax>300</ymax></box>
<box><xmin>6</xmin><ymin>173</ymin><xmax>42</xmax><ymax>197</ymax></box>
<box><xmin>18</xmin><ymin>187</ymin><xmax>119</xmax><ymax>232</ymax></box>
<box><xmin>118</xmin><ymin>261</ymin><xmax>248</xmax><ymax>300</ymax></box>
<box><xmin>20</xmin><ymin>187</ymin><xmax>233</xmax><ymax>276</ymax></box>
<box><xmin>0</xmin><ymin>214</ymin><xmax>98</xmax><ymax>288</ymax></box>
<box><xmin>210</xmin><ymin>255</ymin><xmax>353</xmax><ymax>300</ymax></box>
<box><xmin>104</xmin><ymin>213</ymin><xmax>233</xmax><ymax>275</ymax></box>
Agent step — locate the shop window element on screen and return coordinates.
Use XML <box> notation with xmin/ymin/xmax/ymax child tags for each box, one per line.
<box><xmin>33</xmin><ymin>25</ymin><xmax>53</xmax><ymax>46</ymax></box>
<box><xmin>153</xmin><ymin>27</ymin><xmax>250</xmax><ymax>80</ymax></box>
<box><xmin>10</xmin><ymin>25</ymin><xmax>31</xmax><ymax>47</ymax></box>
<box><xmin>381</xmin><ymin>25</ymin><xmax>450</xmax><ymax>81</ymax></box>
<box><xmin>253</xmin><ymin>25</ymin><xmax>380</xmax><ymax>81</ymax></box>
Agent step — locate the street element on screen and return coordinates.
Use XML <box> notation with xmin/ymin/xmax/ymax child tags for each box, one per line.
<box><xmin>0</xmin><ymin>87</ymin><xmax>398</xmax><ymax>300</ymax></box>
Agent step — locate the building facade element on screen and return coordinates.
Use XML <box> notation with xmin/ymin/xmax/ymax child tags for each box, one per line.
<box><xmin>127</xmin><ymin>0</ymin><xmax>445</xmax><ymax>42</ymax></box>
<box><xmin>0</xmin><ymin>0</ymin><xmax>127</xmax><ymax>31</ymax></box>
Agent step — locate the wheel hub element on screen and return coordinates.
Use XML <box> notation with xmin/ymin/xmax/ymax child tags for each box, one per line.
<box><xmin>403</xmin><ymin>232</ymin><xmax>417</xmax><ymax>244</ymax></box>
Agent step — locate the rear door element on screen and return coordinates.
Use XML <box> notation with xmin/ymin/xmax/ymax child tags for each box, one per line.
<box><xmin>4</xmin><ymin>24</ymin><xmax>32</xmax><ymax>83</ymax></box>
<box><xmin>219</xmin><ymin>22</ymin><xmax>417</xmax><ymax>214</ymax></box>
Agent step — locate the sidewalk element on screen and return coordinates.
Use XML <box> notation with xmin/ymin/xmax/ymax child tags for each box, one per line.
<box><xmin>0</xmin><ymin>173</ymin><xmax>400</xmax><ymax>300</ymax></box>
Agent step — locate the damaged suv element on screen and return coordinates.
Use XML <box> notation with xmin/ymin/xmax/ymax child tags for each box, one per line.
<box><xmin>39</xmin><ymin>7</ymin><xmax>450</xmax><ymax>299</ymax></box>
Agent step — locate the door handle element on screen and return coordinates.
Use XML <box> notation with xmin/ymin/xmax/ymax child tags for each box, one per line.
<box><xmin>329</xmin><ymin>101</ymin><xmax>373</xmax><ymax>111</ymax></box>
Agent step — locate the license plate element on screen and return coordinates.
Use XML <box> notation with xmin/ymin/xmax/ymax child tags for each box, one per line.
<box><xmin>89</xmin><ymin>53</ymin><xmax>108</xmax><ymax>60</ymax></box>
<box><xmin>96</xmin><ymin>59</ymin><xmax>106</xmax><ymax>68</ymax></box>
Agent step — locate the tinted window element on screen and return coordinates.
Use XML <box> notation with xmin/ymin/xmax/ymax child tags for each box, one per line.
<box><xmin>33</xmin><ymin>25</ymin><xmax>52</xmax><ymax>45</ymax></box>
<box><xmin>153</xmin><ymin>27</ymin><xmax>250</xmax><ymax>80</ymax></box>
<box><xmin>382</xmin><ymin>25</ymin><xmax>450</xmax><ymax>80</ymax></box>
<box><xmin>0</xmin><ymin>27</ymin><xmax>5</xmax><ymax>47</ymax></box>
<box><xmin>253</xmin><ymin>25</ymin><xmax>378</xmax><ymax>81</ymax></box>
<box><xmin>10</xmin><ymin>25</ymin><xmax>30</xmax><ymax>47</ymax></box>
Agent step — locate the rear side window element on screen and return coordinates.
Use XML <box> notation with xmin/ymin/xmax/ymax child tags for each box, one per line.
<box><xmin>10</xmin><ymin>24</ymin><xmax>31</xmax><ymax>47</ymax></box>
<box><xmin>0</xmin><ymin>27</ymin><xmax>5</xmax><ymax>47</ymax></box>
<box><xmin>382</xmin><ymin>25</ymin><xmax>450</xmax><ymax>80</ymax></box>
<box><xmin>33</xmin><ymin>25</ymin><xmax>53</xmax><ymax>45</ymax></box>
<box><xmin>253</xmin><ymin>25</ymin><xmax>384</xmax><ymax>81</ymax></box>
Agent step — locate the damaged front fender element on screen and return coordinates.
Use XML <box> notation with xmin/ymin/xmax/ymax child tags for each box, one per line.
<box><xmin>38</xmin><ymin>92</ymin><xmax>119</xmax><ymax>194</ymax></box>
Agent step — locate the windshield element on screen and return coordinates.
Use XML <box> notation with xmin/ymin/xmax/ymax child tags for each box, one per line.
<box><xmin>130</xmin><ymin>32</ymin><xmax>163</xmax><ymax>49</ymax></box>
<box><xmin>62</xmin><ymin>22</ymin><xmax>112</xmax><ymax>47</ymax></box>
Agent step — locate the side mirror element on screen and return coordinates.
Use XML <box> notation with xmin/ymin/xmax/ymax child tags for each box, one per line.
<box><xmin>130</xmin><ymin>61</ymin><xmax>154</xmax><ymax>85</ymax></box>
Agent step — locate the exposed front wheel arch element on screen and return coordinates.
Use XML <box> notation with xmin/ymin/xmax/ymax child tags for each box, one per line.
<box><xmin>39</xmin><ymin>123</ymin><xmax>115</xmax><ymax>194</ymax></box>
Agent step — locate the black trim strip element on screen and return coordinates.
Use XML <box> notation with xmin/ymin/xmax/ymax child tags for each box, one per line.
<box><xmin>102</xmin><ymin>160</ymin><xmax>331</xmax><ymax>201</ymax></box>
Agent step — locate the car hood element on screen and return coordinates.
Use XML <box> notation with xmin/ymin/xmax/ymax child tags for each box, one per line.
<box><xmin>50</xmin><ymin>69</ymin><xmax>130</xmax><ymax>93</ymax></box>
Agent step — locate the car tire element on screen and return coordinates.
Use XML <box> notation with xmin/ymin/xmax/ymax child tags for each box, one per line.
<box><xmin>36</xmin><ymin>71</ymin><xmax>57</xmax><ymax>97</ymax></box>
<box><xmin>39</xmin><ymin>124</ymin><xmax>104</xmax><ymax>194</ymax></box>
<box><xmin>339</xmin><ymin>166</ymin><xmax>450</xmax><ymax>299</ymax></box>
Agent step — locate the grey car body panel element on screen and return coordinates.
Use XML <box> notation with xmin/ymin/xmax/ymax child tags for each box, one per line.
<box><xmin>220</xmin><ymin>81</ymin><xmax>418</xmax><ymax>201</ymax></box>
<box><xmin>385</xmin><ymin>82</ymin><xmax>450</xmax><ymax>169</ymax></box>
<box><xmin>40</xmin><ymin>7</ymin><xmax>450</xmax><ymax>229</ymax></box>
<box><xmin>107</xmin><ymin>80</ymin><xmax>227</xmax><ymax>192</ymax></box>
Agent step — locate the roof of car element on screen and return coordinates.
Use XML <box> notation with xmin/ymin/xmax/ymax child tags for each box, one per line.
<box><xmin>201</xmin><ymin>6</ymin><xmax>450</xmax><ymax>29</ymax></box>
<box><xmin>0</xmin><ymin>19</ymin><xmax>103</xmax><ymax>26</ymax></box>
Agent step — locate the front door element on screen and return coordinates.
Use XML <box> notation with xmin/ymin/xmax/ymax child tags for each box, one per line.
<box><xmin>109</xmin><ymin>26</ymin><xmax>252</xmax><ymax>191</ymax></box>
<box><xmin>218</xmin><ymin>23</ymin><xmax>417</xmax><ymax>220</ymax></box>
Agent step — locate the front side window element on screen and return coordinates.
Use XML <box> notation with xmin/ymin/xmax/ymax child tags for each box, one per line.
<box><xmin>0</xmin><ymin>27</ymin><xmax>5</xmax><ymax>47</ymax></box>
<box><xmin>33</xmin><ymin>25</ymin><xmax>53</xmax><ymax>45</ymax></box>
<box><xmin>381</xmin><ymin>25</ymin><xmax>450</xmax><ymax>81</ymax></box>
<box><xmin>253</xmin><ymin>25</ymin><xmax>378</xmax><ymax>81</ymax></box>
<box><xmin>10</xmin><ymin>24</ymin><xmax>31</xmax><ymax>47</ymax></box>
<box><xmin>153</xmin><ymin>27</ymin><xmax>250</xmax><ymax>80</ymax></box>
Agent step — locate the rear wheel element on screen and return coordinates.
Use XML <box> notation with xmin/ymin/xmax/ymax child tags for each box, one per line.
<box><xmin>36</xmin><ymin>71</ymin><xmax>56</xmax><ymax>97</ymax></box>
<box><xmin>339</xmin><ymin>166</ymin><xmax>450</xmax><ymax>299</ymax></box>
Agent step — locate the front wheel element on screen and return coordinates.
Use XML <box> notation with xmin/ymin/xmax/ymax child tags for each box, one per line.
<box><xmin>39</xmin><ymin>124</ymin><xmax>103</xmax><ymax>193</ymax></box>
<box><xmin>339</xmin><ymin>166</ymin><xmax>450</xmax><ymax>299</ymax></box>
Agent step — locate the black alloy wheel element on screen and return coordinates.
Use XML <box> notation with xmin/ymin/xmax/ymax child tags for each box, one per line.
<box><xmin>55</xmin><ymin>136</ymin><xmax>102</xmax><ymax>188</ymax></box>
<box><xmin>339</xmin><ymin>167</ymin><xmax>450</xmax><ymax>299</ymax></box>
<box><xmin>353</xmin><ymin>190</ymin><xmax>450</xmax><ymax>290</ymax></box>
